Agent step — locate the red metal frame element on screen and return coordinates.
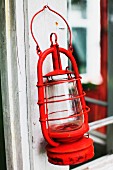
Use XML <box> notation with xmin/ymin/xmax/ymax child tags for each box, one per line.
<box><xmin>37</xmin><ymin>44</ymin><xmax>90</xmax><ymax>145</ymax></box>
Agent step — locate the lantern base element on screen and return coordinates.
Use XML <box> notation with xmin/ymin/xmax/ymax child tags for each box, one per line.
<box><xmin>46</xmin><ymin>136</ymin><xmax>94</xmax><ymax>165</ymax></box>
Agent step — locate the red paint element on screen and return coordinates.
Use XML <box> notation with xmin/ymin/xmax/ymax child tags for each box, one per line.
<box><xmin>30</xmin><ymin>5</ymin><xmax>94</xmax><ymax>165</ymax></box>
<box><xmin>46</xmin><ymin>137</ymin><xmax>94</xmax><ymax>165</ymax></box>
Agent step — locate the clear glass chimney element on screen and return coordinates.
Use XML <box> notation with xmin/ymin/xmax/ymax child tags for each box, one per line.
<box><xmin>44</xmin><ymin>75</ymin><xmax>84</xmax><ymax>133</ymax></box>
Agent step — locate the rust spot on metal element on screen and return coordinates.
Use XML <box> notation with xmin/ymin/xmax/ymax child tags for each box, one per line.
<box><xmin>51</xmin><ymin>157</ymin><xmax>63</xmax><ymax>163</ymax></box>
<box><xmin>69</xmin><ymin>157</ymin><xmax>75</xmax><ymax>164</ymax></box>
<box><xmin>55</xmin><ymin>22</ymin><xmax>58</xmax><ymax>26</ymax></box>
<box><xmin>78</xmin><ymin>156</ymin><xmax>84</xmax><ymax>161</ymax></box>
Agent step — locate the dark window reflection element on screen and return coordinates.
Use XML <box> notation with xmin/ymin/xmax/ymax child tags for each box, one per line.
<box><xmin>72</xmin><ymin>27</ymin><xmax>86</xmax><ymax>73</ymax></box>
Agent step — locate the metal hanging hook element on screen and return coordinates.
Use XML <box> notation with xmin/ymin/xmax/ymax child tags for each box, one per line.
<box><xmin>30</xmin><ymin>5</ymin><xmax>73</xmax><ymax>55</ymax></box>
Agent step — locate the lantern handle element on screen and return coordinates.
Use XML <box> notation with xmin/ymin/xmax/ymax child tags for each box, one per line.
<box><xmin>30</xmin><ymin>5</ymin><xmax>73</xmax><ymax>55</ymax></box>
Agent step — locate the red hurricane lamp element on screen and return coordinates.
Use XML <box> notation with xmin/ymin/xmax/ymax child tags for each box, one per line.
<box><xmin>30</xmin><ymin>5</ymin><xmax>94</xmax><ymax>165</ymax></box>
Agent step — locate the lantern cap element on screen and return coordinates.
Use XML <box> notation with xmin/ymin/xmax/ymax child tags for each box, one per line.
<box><xmin>43</xmin><ymin>69</ymin><xmax>74</xmax><ymax>77</ymax></box>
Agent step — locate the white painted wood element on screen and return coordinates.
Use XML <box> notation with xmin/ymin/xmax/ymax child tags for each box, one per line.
<box><xmin>72</xmin><ymin>154</ymin><xmax>113</xmax><ymax>170</ymax></box>
<box><xmin>28</xmin><ymin>0</ymin><xmax>69</xmax><ymax>170</ymax></box>
<box><xmin>89</xmin><ymin>134</ymin><xmax>106</xmax><ymax>145</ymax></box>
<box><xmin>15</xmin><ymin>0</ymin><xmax>32</xmax><ymax>169</ymax></box>
<box><xmin>0</xmin><ymin>0</ymin><xmax>14</xmax><ymax>169</ymax></box>
<box><xmin>1</xmin><ymin>0</ymin><xmax>31</xmax><ymax>169</ymax></box>
<box><xmin>89</xmin><ymin>116</ymin><xmax>113</xmax><ymax>131</ymax></box>
<box><xmin>89</xmin><ymin>130</ymin><xmax>106</xmax><ymax>145</ymax></box>
<box><xmin>0</xmin><ymin>0</ymin><xmax>30</xmax><ymax>169</ymax></box>
<box><xmin>87</xmin><ymin>0</ymin><xmax>101</xmax><ymax>85</ymax></box>
<box><xmin>1</xmin><ymin>0</ymin><xmax>69</xmax><ymax>169</ymax></box>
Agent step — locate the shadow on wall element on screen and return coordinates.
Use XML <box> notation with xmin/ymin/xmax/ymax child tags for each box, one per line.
<box><xmin>0</xmin><ymin>74</ymin><xmax>7</xmax><ymax>170</ymax></box>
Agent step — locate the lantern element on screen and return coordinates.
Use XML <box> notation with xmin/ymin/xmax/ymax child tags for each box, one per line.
<box><xmin>30</xmin><ymin>5</ymin><xmax>94</xmax><ymax>165</ymax></box>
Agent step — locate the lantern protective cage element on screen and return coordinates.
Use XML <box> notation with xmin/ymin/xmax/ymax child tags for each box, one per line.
<box><xmin>30</xmin><ymin>5</ymin><xmax>94</xmax><ymax>166</ymax></box>
<box><xmin>43</xmin><ymin>72</ymin><xmax>89</xmax><ymax>143</ymax></box>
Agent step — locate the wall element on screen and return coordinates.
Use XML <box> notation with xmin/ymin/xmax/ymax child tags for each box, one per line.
<box><xmin>28</xmin><ymin>0</ymin><xmax>68</xmax><ymax>169</ymax></box>
<box><xmin>0</xmin><ymin>0</ymin><xmax>69</xmax><ymax>169</ymax></box>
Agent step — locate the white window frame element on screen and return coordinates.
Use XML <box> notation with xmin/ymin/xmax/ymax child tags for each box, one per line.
<box><xmin>68</xmin><ymin>0</ymin><xmax>102</xmax><ymax>85</ymax></box>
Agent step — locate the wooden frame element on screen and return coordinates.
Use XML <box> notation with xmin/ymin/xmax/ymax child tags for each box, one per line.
<box><xmin>0</xmin><ymin>0</ymin><xmax>69</xmax><ymax>169</ymax></box>
<box><xmin>1</xmin><ymin>0</ymin><xmax>31</xmax><ymax>169</ymax></box>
